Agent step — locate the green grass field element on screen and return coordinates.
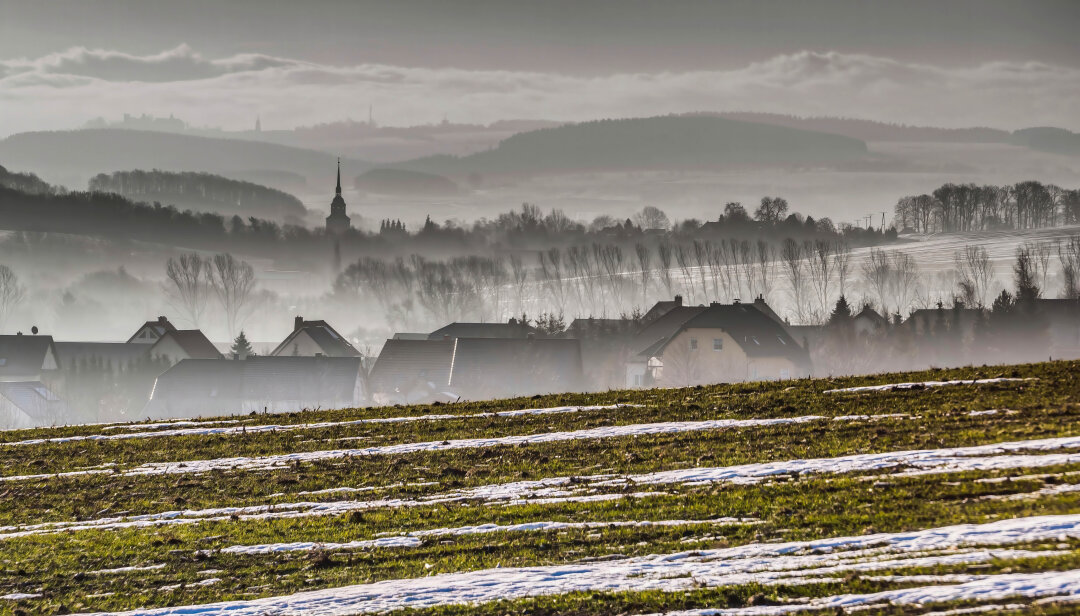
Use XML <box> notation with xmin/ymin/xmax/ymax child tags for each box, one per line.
<box><xmin>4</xmin><ymin>361</ymin><xmax>1080</xmax><ymax>615</ymax></box>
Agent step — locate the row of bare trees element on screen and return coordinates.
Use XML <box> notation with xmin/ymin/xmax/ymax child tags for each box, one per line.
<box><xmin>895</xmin><ymin>181</ymin><xmax>1080</xmax><ymax>233</ymax></box>
<box><xmin>164</xmin><ymin>252</ymin><xmax>256</xmax><ymax>336</ymax></box>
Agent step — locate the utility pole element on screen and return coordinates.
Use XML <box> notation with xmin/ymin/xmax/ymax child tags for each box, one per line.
<box><xmin>880</xmin><ymin>211</ymin><xmax>887</xmax><ymax>231</ymax></box>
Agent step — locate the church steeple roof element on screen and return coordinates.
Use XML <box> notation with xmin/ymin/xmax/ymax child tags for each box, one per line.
<box><xmin>335</xmin><ymin>158</ymin><xmax>341</xmax><ymax>195</ymax></box>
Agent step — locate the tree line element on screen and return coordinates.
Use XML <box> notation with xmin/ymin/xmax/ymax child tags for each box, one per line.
<box><xmin>894</xmin><ymin>180</ymin><xmax>1080</xmax><ymax>233</ymax></box>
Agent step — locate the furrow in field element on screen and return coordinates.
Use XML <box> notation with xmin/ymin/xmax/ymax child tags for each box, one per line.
<box><xmin>215</xmin><ymin>518</ymin><xmax>757</xmax><ymax>555</ymax></box>
<box><xmin>824</xmin><ymin>377</ymin><xmax>1035</xmax><ymax>394</ymax></box>
<box><xmin>0</xmin><ymin>405</ymin><xmax>630</xmax><ymax>446</ymax></box>
<box><xmin>71</xmin><ymin>514</ymin><xmax>1080</xmax><ymax>616</ymax></box>
<box><xmin>11</xmin><ymin>435</ymin><xmax>1080</xmax><ymax>538</ymax></box>
<box><xmin>0</xmin><ymin>414</ymin><xmax>838</xmax><ymax>481</ymax></box>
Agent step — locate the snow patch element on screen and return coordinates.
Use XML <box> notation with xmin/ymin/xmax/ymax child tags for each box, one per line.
<box><xmin>825</xmin><ymin>378</ymin><xmax>1035</xmax><ymax>394</ymax></box>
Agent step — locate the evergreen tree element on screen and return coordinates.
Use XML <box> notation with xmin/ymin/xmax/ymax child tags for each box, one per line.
<box><xmin>827</xmin><ymin>295</ymin><xmax>853</xmax><ymax>325</ymax></box>
<box><xmin>230</xmin><ymin>330</ymin><xmax>254</xmax><ymax>360</ymax></box>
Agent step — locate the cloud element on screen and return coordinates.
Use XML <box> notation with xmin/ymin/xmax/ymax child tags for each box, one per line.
<box><xmin>0</xmin><ymin>46</ymin><xmax>1077</xmax><ymax>136</ymax></box>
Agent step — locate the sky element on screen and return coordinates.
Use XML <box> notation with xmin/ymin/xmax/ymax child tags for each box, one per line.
<box><xmin>0</xmin><ymin>0</ymin><xmax>1078</xmax><ymax>135</ymax></box>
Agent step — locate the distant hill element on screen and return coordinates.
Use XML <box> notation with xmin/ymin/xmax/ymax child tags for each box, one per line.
<box><xmin>354</xmin><ymin>168</ymin><xmax>459</xmax><ymax>196</ymax></box>
<box><xmin>712</xmin><ymin>112</ymin><xmax>1011</xmax><ymax>143</ymax></box>
<box><xmin>387</xmin><ymin>115</ymin><xmax>869</xmax><ymax>178</ymax></box>
<box><xmin>1010</xmin><ymin>127</ymin><xmax>1080</xmax><ymax>157</ymax></box>
<box><xmin>0</xmin><ymin>129</ymin><xmax>368</xmax><ymax>189</ymax></box>
<box><xmin>88</xmin><ymin>170</ymin><xmax>307</xmax><ymax>221</ymax></box>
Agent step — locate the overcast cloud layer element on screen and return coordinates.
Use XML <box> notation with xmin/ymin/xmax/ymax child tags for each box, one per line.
<box><xmin>1</xmin><ymin>44</ymin><xmax>1078</xmax><ymax>137</ymax></box>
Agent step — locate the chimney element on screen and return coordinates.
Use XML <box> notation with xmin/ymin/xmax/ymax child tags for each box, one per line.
<box><xmin>755</xmin><ymin>294</ymin><xmax>765</xmax><ymax>304</ymax></box>
<box><xmin>158</xmin><ymin>316</ymin><xmax>167</xmax><ymax>324</ymax></box>
<box><xmin>294</xmin><ymin>316</ymin><xmax>304</xmax><ymax>331</ymax></box>
<box><xmin>674</xmin><ymin>295</ymin><xmax>683</xmax><ymax>306</ymax></box>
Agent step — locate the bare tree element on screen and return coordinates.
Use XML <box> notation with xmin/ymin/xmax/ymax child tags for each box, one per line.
<box><xmin>954</xmin><ymin>245</ymin><xmax>993</xmax><ymax>307</ymax></box>
<box><xmin>634</xmin><ymin>243</ymin><xmax>652</xmax><ymax>308</ymax></box>
<box><xmin>165</xmin><ymin>253</ymin><xmax>211</xmax><ymax>327</ymax></box>
<box><xmin>889</xmin><ymin>251</ymin><xmax>920</xmax><ymax>317</ymax></box>
<box><xmin>674</xmin><ymin>243</ymin><xmax>696</xmax><ymax>302</ymax></box>
<box><xmin>860</xmin><ymin>248</ymin><xmax>893</xmax><ymax>316</ymax></box>
<box><xmin>780</xmin><ymin>238</ymin><xmax>807</xmax><ymax>323</ymax></box>
<box><xmin>209</xmin><ymin>253</ymin><xmax>257</xmax><ymax>338</ymax></box>
<box><xmin>755</xmin><ymin>240</ymin><xmax>776</xmax><ymax>303</ymax></box>
<box><xmin>656</xmin><ymin>242</ymin><xmax>674</xmax><ymax>298</ymax></box>
<box><xmin>833</xmin><ymin>241</ymin><xmax>852</xmax><ymax>299</ymax></box>
<box><xmin>0</xmin><ymin>265</ymin><xmax>25</xmax><ymax>332</ymax></box>
<box><xmin>1058</xmin><ymin>235</ymin><xmax>1080</xmax><ymax>299</ymax></box>
<box><xmin>806</xmin><ymin>239</ymin><xmax>834</xmax><ymax>318</ymax></box>
<box><xmin>509</xmin><ymin>254</ymin><xmax>529</xmax><ymax>315</ymax></box>
<box><xmin>633</xmin><ymin>206</ymin><xmax>670</xmax><ymax>230</ymax></box>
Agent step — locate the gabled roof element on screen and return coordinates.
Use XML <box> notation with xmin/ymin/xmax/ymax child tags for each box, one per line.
<box><xmin>0</xmin><ymin>335</ymin><xmax>58</xmax><ymax>379</ymax></box>
<box><xmin>54</xmin><ymin>342</ymin><xmax>150</xmax><ymax>369</ymax></box>
<box><xmin>448</xmin><ymin>337</ymin><xmax>583</xmax><ymax>398</ymax></box>
<box><xmin>271</xmin><ymin>320</ymin><xmax>361</xmax><ymax>357</ymax></box>
<box><xmin>854</xmin><ymin>306</ymin><xmax>888</xmax><ymax>324</ymax></box>
<box><xmin>428</xmin><ymin>321</ymin><xmax>537</xmax><ymax>340</ymax></box>
<box><xmin>368</xmin><ymin>339</ymin><xmax>455</xmax><ymax>393</ymax></box>
<box><xmin>127</xmin><ymin>317</ymin><xmax>177</xmax><ymax>343</ymax></box>
<box><xmin>677</xmin><ymin>303</ymin><xmax>808</xmax><ymax>360</ymax></box>
<box><xmin>641</xmin><ymin>296</ymin><xmax>684</xmax><ymax>325</ymax></box>
<box><xmin>149</xmin><ymin>330</ymin><xmax>223</xmax><ymax>359</ymax></box>
<box><xmin>630</xmin><ymin>306</ymin><xmax>707</xmax><ymax>355</ymax></box>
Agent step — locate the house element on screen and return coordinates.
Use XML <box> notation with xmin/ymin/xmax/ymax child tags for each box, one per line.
<box><xmin>564</xmin><ymin>317</ymin><xmax>640</xmax><ymax>390</ymax></box>
<box><xmin>54</xmin><ymin>342</ymin><xmax>150</xmax><ymax>371</ymax></box>
<box><xmin>147</xmin><ymin>329</ymin><xmax>223</xmax><ymax>363</ymax></box>
<box><xmin>127</xmin><ymin>316</ymin><xmax>177</xmax><ymax>344</ymax></box>
<box><xmin>448</xmin><ymin>337</ymin><xmax>584</xmax><ymax>400</ymax></box>
<box><xmin>271</xmin><ymin>316</ymin><xmax>361</xmax><ymax>357</ymax></box>
<box><xmin>427</xmin><ymin>318</ymin><xmax>538</xmax><ymax>340</ymax></box>
<box><xmin>145</xmin><ymin>356</ymin><xmax>366</xmax><ymax>418</ymax></box>
<box><xmin>906</xmin><ymin>306</ymin><xmax>984</xmax><ymax>341</ymax></box>
<box><xmin>368</xmin><ymin>339</ymin><xmax>456</xmax><ymax>405</ymax></box>
<box><xmin>1036</xmin><ymin>299</ymin><xmax>1080</xmax><ymax>358</ymax></box>
<box><xmin>0</xmin><ymin>334</ymin><xmax>68</xmax><ymax>429</ymax></box>
<box><xmin>640</xmin><ymin>295</ymin><xmax>685</xmax><ymax>325</ymax></box>
<box><xmin>629</xmin><ymin>301</ymin><xmax>810</xmax><ymax>388</ymax></box>
<box><xmin>624</xmin><ymin>303</ymin><xmax>708</xmax><ymax>388</ymax></box>
<box><xmin>853</xmin><ymin>305</ymin><xmax>889</xmax><ymax>337</ymax></box>
<box><xmin>0</xmin><ymin>334</ymin><xmax>59</xmax><ymax>381</ymax></box>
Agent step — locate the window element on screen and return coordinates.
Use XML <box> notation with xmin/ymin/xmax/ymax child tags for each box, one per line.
<box><xmin>689</xmin><ymin>338</ymin><xmax>698</xmax><ymax>350</ymax></box>
<box><xmin>713</xmin><ymin>338</ymin><xmax>722</xmax><ymax>351</ymax></box>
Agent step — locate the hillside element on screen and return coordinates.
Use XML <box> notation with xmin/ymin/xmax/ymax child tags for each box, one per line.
<box><xmin>0</xmin><ymin>163</ymin><xmax>53</xmax><ymax>194</ymax></box>
<box><xmin>1011</xmin><ymin>127</ymin><xmax>1080</xmax><ymax>157</ymax></box>
<box><xmin>389</xmin><ymin>115</ymin><xmax>870</xmax><ymax>177</ymax></box>
<box><xmin>354</xmin><ymin>168</ymin><xmax>459</xmax><ymax>195</ymax></box>
<box><xmin>3</xmin><ymin>361</ymin><xmax>1080</xmax><ymax>614</ymax></box>
<box><xmin>88</xmin><ymin>169</ymin><xmax>307</xmax><ymax>221</ymax></box>
<box><xmin>0</xmin><ymin>129</ymin><xmax>368</xmax><ymax>190</ymax></box>
<box><xmin>714</xmin><ymin>111</ymin><xmax>1012</xmax><ymax>143</ymax></box>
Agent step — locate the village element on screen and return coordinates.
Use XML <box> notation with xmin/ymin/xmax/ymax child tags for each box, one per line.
<box><xmin>1</xmin><ymin>286</ymin><xmax>1077</xmax><ymax>429</ymax></box>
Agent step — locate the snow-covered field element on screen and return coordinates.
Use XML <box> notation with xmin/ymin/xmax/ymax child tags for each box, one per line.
<box><xmin>4</xmin><ymin>361</ymin><xmax>1080</xmax><ymax>615</ymax></box>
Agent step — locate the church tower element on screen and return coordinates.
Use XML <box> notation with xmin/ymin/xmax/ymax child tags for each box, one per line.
<box><xmin>325</xmin><ymin>158</ymin><xmax>351</xmax><ymax>234</ymax></box>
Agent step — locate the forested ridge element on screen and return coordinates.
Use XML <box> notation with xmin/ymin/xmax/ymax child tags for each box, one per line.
<box><xmin>89</xmin><ymin>169</ymin><xmax>306</xmax><ymax>218</ymax></box>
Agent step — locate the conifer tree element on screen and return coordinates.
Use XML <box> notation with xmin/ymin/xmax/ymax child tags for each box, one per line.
<box><xmin>230</xmin><ymin>330</ymin><xmax>254</xmax><ymax>360</ymax></box>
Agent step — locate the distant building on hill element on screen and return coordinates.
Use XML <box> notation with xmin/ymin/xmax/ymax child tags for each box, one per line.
<box><xmin>325</xmin><ymin>159</ymin><xmax>351</xmax><ymax>234</ymax></box>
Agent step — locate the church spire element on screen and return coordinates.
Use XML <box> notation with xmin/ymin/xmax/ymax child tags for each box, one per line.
<box><xmin>335</xmin><ymin>158</ymin><xmax>341</xmax><ymax>195</ymax></box>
